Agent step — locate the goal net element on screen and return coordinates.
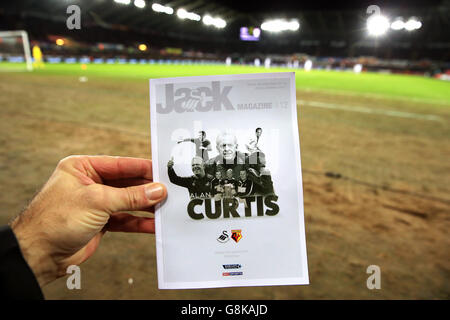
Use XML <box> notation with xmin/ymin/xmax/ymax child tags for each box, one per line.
<box><xmin>0</xmin><ymin>30</ymin><xmax>33</xmax><ymax>72</ymax></box>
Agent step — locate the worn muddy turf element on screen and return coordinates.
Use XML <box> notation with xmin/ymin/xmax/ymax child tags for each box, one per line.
<box><xmin>0</xmin><ymin>64</ymin><xmax>449</xmax><ymax>299</ymax></box>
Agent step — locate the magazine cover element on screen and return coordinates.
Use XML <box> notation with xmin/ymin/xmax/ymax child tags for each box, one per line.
<box><xmin>149</xmin><ymin>72</ymin><xmax>308</xmax><ymax>289</ymax></box>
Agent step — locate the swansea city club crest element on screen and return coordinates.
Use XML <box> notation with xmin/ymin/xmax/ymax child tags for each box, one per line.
<box><xmin>217</xmin><ymin>230</ymin><xmax>230</xmax><ymax>243</ymax></box>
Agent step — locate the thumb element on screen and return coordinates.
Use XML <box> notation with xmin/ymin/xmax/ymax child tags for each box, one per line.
<box><xmin>104</xmin><ymin>182</ymin><xmax>167</xmax><ymax>213</ymax></box>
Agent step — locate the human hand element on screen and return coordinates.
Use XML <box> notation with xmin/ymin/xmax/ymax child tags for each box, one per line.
<box><xmin>10</xmin><ymin>155</ymin><xmax>167</xmax><ymax>287</ymax></box>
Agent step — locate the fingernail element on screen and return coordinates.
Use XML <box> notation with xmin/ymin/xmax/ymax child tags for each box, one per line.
<box><xmin>145</xmin><ymin>184</ymin><xmax>165</xmax><ymax>200</ymax></box>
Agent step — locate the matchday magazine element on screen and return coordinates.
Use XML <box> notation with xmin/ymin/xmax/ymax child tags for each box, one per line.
<box><xmin>149</xmin><ymin>72</ymin><xmax>309</xmax><ymax>289</ymax></box>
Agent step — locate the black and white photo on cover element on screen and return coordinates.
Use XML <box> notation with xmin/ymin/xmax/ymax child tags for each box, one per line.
<box><xmin>168</xmin><ymin>127</ymin><xmax>275</xmax><ymax>201</ymax></box>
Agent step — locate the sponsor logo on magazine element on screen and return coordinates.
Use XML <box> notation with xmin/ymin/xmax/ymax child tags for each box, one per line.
<box><xmin>222</xmin><ymin>272</ymin><xmax>243</xmax><ymax>276</ymax></box>
<box><xmin>223</xmin><ymin>264</ymin><xmax>242</xmax><ymax>269</ymax></box>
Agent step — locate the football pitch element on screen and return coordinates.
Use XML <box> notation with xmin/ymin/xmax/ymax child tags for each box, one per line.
<box><xmin>0</xmin><ymin>62</ymin><xmax>449</xmax><ymax>299</ymax></box>
<box><xmin>6</xmin><ymin>62</ymin><xmax>450</xmax><ymax>103</ymax></box>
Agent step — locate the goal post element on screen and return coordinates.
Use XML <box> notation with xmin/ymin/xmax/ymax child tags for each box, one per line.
<box><xmin>0</xmin><ymin>30</ymin><xmax>33</xmax><ymax>71</ymax></box>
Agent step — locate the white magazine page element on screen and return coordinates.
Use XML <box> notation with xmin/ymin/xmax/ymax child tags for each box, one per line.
<box><xmin>150</xmin><ymin>72</ymin><xmax>308</xmax><ymax>289</ymax></box>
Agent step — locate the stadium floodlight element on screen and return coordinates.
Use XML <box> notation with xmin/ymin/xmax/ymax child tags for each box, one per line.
<box><xmin>177</xmin><ymin>8</ymin><xmax>201</xmax><ymax>21</ymax></box>
<box><xmin>290</xmin><ymin>21</ymin><xmax>300</xmax><ymax>31</ymax></box>
<box><xmin>114</xmin><ymin>0</ymin><xmax>131</xmax><ymax>4</ymax></box>
<box><xmin>203</xmin><ymin>15</ymin><xmax>214</xmax><ymax>26</ymax></box>
<box><xmin>390</xmin><ymin>18</ymin><xmax>405</xmax><ymax>30</ymax></box>
<box><xmin>261</xmin><ymin>19</ymin><xmax>300</xmax><ymax>32</ymax></box>
<box><xmin>367</xmin><ymin>14</ymin><xmax>390</xmax><ymax>36</ymax></box>
<box><xmin>134</xmin><ymin>0</ymin><xmax>146</xmax><ymax>9</ymax></box>
<box><xmin>202</xmin><ymin>15</ymin><xmax>226</xmax><ymax>28</ymax></box>
<box><xmin>404</xmin><ymin>17</ymin><xmax>422</xmax><ymax>31</ymax></box>
<box><xmin>152</xmin><ymin>3</ymin><xmax>173</xmax><ymax>14</ymax></box>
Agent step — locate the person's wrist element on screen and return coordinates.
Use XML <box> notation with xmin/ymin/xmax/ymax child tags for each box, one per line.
<box><xmin>10</xmin><ymin>217</ymin><xmax>60</xmax><ymax>287</ymax></box>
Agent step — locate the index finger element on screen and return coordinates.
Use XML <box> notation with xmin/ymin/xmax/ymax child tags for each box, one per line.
<box><xmin>87</xmin><ymin>156</ymin><xmax>153</xmax><ymax>180</ymax></box>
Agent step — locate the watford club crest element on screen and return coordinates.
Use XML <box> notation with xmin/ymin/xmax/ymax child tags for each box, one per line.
<box><xmin>231</xmin><ymin>229</ymin><xmax>243</xmax><ymax>243</ymax></box>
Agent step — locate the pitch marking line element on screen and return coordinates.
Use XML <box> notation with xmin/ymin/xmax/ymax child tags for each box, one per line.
<box><xmin>297</xmin><ymin>100</ymin><xmax>444</xmax><ymax>122</ymax></box>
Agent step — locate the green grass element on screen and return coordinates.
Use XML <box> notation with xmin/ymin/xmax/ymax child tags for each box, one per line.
<box><xmin>2</xmin><ymin>62</ymin><xmax>449</xmax><ymax>105</ymax></box>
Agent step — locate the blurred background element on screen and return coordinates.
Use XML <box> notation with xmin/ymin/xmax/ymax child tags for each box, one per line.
<box><xmin>0</xmin><ymin>0</ymin><xmax>448</xmax><ymax>299</ymax></box>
